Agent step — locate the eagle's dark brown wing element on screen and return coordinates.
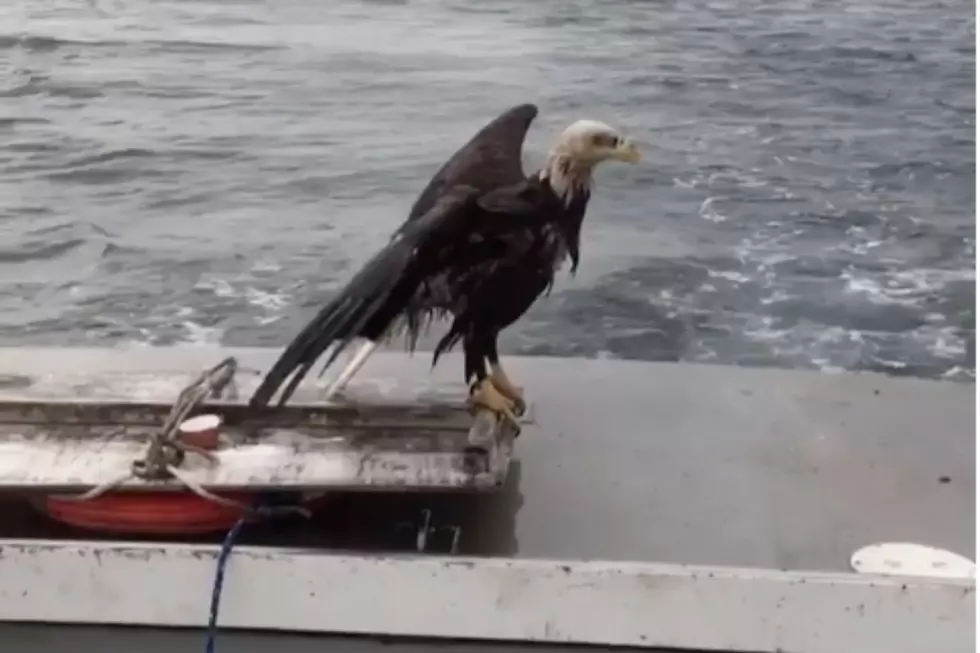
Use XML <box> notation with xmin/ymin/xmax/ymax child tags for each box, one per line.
<box><xmin>248</xmin><ymin>183</ymin><xmax>544</xmax><ymax>408</ymax></box>
<box><xmin>248</xmin><ymin>105</ymin><xmax>546</xmax><ymax>408</ymax></box>
<box><xmin>405</xmin><ymin>103</ymin><xmax>538</xmax><ymax>223</ymax></box>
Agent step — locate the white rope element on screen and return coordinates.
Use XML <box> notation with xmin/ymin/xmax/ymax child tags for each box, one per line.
<box><xmin>48</xmin><ymin>357</ymin><xmax>287</xmax><ymax>516</ymax></box>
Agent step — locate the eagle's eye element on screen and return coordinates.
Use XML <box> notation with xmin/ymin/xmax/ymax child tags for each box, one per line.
<box><xmin>592</xmin><ymin>133</ymin><xmax>619</xmax><ymax>148</ymax></box>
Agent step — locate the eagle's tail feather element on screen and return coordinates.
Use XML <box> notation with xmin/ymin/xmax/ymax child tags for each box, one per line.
<box><xmin>249</xmin><ymin>188</ymin><xmax>476</xmax><ymax>409</ymax></box>
<box><xmin>321</xmin><ymin>339</ymin><xmax>379</xmax><ymax>401</ymax></box>
<box><xmin>248</xmin><ymin>242</ymin><xmax>415</xmax><ymax>409</ymax></box>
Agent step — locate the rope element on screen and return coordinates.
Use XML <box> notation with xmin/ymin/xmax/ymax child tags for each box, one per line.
<box><xmin>207</xmin><ymin>502</ymin><xmax>461</xmax><ymax>653</ymax></box>
<box><xmin>206</xmin><ymin>515</ymin><xmax>246</xmax><ymax>653</ymax></box>
<box><xmin>55</xmin><ymin>357</ymin><xmax>240</xmax><ymax>503</ymax></box>
<box><xmin>32</xmin><ymin>358</ymin><xmax>311</xmax><ymax>652</ymax></box>
<box><xmin>205</xmin><ymin>495</ymin><xmax>309</xmax><ymax>653</ymax></box>
<box><xmin>136</xmin><ymin>356</ymin><xmax>238</xmax><ymax>482</ymax></box>
<box><xmin>168</xmin><ymin>466</ymin><xmax>310</xmax><ymax>518</ymax></box>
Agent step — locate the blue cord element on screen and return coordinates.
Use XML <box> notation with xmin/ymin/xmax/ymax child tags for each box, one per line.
<box><xmin>205</xmin><ymin>493</ymin><xmax>307</xmax><ymax>653</ymax></box>
<box><xmin>205</xmin><ymin>515</ymin><xmax>247</xmax><ymax>653</ymax></box>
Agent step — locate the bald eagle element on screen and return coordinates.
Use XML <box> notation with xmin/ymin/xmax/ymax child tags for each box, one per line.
<box><xmin>248</xmin><ymin>103</ymin><xmax>640</xmax><ymax>426</ymax></box>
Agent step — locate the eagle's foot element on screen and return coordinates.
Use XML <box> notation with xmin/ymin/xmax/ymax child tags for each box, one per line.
<box><xmin>468</xmin><ymin>378</ymin><xmax>521</xmax><ymax>431</ymax></box>
<box><xmin>489</xmin><ymin>364</ymin><xmax>526</xmax><ymax>417</ymax></box>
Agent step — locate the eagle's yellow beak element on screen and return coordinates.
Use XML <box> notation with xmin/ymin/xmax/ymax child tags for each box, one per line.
<box><xmin>614</xmin><ymin>139</ymin><xmax>641</xmax><ymax>164</ymax></box>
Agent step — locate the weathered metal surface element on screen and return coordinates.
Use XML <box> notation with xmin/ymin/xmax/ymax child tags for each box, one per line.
<box><xmin>0</xmin><ymin>352</ymin><xmax>524</xmax><ymax>491</ymax></box>
<box><xmin>0</xmin><ymin>346</ymin><xmax>974</xmax><ymax>573</ymax></box>
<box><xmin>0</xmin><ymin>420</ymin><xmax>513</xmax><ymax>491</ymax></box>
<box><xmin>0</xmin><ymin>539</ymin><xmax>973</xmax><ymax>653</ymax></box>
<box><xmin>0</xmin><ymin>397</ymin><xmax>476</xmax><ymax>430</ymax></box>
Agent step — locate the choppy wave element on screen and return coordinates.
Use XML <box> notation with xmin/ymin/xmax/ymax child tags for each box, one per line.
<box><xmin>0</xmin><ymin>0</ymin><xmax>974</xmax><ymax>382</ymax></box>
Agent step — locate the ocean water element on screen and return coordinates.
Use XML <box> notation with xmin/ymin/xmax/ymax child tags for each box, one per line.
<box><xmin>0</xmin><ymin>0</ymin><xmax>974</xmax><ymax>381</ymax></box>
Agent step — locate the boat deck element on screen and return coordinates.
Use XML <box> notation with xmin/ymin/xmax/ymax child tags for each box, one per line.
<box><xmin>0</xmin><ymin>345</ymin><xmax>973</xmax><ymax>570</ymax></box>
<box><xmin>0</xmin><ymin>346</ymin><xmax>974</xmax><ymax>653</ymax></box>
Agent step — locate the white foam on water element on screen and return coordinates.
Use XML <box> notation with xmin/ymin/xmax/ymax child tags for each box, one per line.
<box><xmin>707</xmin><ymin>269</ymin><xmax>752</xmax><ymax>284</ymax></box>
<box><xmin>941</xmin><ymin>366</ymin><xmax>975</xmax><ymax>381</ymax></box>
<box><xmin>911</xmin><ymin>325</ymin><xmax>968</xmax><ymax>360</ymax></box>
<box><xmin>180</xmin><ymin>320</ymin><xmax>224</xmax><ymax>345</ymax></box>
<box><xmin>698</xmin><ymin>197</ymin><xmax>728</xmax><ymax>223</ymax></box>
<box><xmin>244</xmin><ymin>286</ymin><xmax>289</xmax><ymax>312</ymax></box>
<box><xmin>250</xmin><ymin>260</ymin><xmax>282</xmax><ymax>273</ymax></box>
<box><xmin>839</xmin><ymin>266</ymin><xmax>972</xmax><ymax>309</ymax></box>
<box><xmin>194</xmin><ymin>277</ymin><xmax>237</xmax><ymax>299</ymax></box>
<box><xmin>189</xmin><ymin>273</ymin><xmax>294</xmax><ymax>338</ymax></box>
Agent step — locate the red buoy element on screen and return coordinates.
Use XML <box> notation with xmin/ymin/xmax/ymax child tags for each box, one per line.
<box><xmin>38</xmin><ymin>414</ymin><xmax>329</xmax><ymax>536</ymax></box>
<box><xmin>42</xmin><ymin>492</ymin><xmax>256</xmax><ymax>535</ymax></box>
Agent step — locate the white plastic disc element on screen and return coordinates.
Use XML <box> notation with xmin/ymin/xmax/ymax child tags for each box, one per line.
<box><xmin>850</xmin><ymin>542</ymin><xmax>976</xmax><ymax>579</ymax></box>
<box><xmin>178</xmin><ymin>413</ymin><xmax>222</xmax><ymax>434</ymax></box>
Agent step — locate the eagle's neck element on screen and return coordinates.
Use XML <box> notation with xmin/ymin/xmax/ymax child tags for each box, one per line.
<box><xmin>538</xmin><ymin>150</ymin><xmax>593</xmax><ymax>206</ymax></box>
<box><xmin>534</xmin><ymin>149</ymin><xmax>593</xmax><ymax>275</ymax></box>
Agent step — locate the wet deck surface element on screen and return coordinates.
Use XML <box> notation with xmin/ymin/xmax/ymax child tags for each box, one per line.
<box><xmin>0</xmin><ymin>345</ymin><xmax>974</xmax><ymax>572</ymax></box>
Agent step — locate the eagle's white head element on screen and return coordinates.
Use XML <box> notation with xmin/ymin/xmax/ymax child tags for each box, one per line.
<box><xmin>540</xmin><ymin>119</ymin><xmax>640</xmax><ymax>203</ymax></box>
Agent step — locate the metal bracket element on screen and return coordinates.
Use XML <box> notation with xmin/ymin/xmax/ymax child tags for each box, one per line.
<box><xmin>395</xmin><ymin>509</ymin><xmax>462</xmax><ymax>555</ymax></box>
<box><xmin>134</xmin><ymin>356</ymin><xmax>239</xmax><ymax>482</ymax></box>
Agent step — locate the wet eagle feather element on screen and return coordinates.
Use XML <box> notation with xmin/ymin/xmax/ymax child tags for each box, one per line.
<box><xmin>248</xmin><ymin>103</ymin><xmax>640</xmax><ymax>426</ymax></box>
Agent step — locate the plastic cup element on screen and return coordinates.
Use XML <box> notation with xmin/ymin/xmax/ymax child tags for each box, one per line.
<box><xmin>177</xmin><ymin>413</ymin><xmax>223</xmax><ymax>450</ymax></box>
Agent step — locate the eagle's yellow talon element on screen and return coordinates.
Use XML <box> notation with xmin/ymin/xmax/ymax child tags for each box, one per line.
<box><xmin>489</xmin><ymin>363</ymin><xmax>526</xmax><ymax>417</ymax></box>
<box><xmin>468</xmin><ymin>378</ymin><xmax>521</xmax><ymax>431</ymax></box>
